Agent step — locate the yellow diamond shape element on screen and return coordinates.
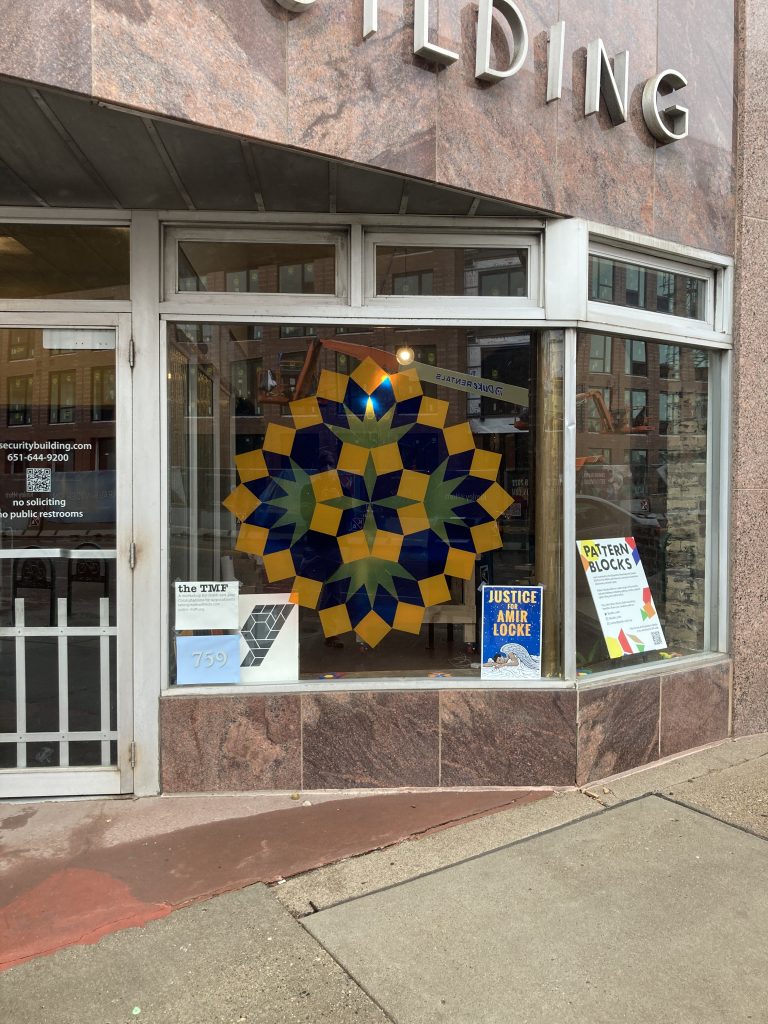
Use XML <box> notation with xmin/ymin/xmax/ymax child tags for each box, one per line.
<box><xmin>320</xmin><ymin>603</ymin><xmax>352</xmax><ymax>638</ymax></box>
<box><xmin>312</xmin><ymin>470</ymin><xmax>343</xmax><ymax>503</ymax></box>
<box><xmin>371</xmin><ymin>530</ymin><xmax>403</xmax><ymax>562</ymax></box>
<box><xmin>262</xmin><ymin>548</ymin><xmax>295</xmax><ymax>582</ymax></box>
<box><xmin>337</xmin><ymin>443</ymin><xmax>369</xmax><ymax>476</ymax></box>
<box><xmin>444</xmin><ymin>547</ymin><xmax>476</xmax><ymax>580</ymax></box>
<box><xmin>417</xmin><ymin>397</ymin><xmax>449</xmax><ymax>428</ymax></box>
<box><xmin>478</xmin><ymin>482</ymin><xmax>513</xmax><ymax>520</ymax></box>
<box><xmin>393</xmin><ymin>602</ymin><xmax>425</xmax><ymax>635</ymax></box>
<box><xmin>471</xmin><ymin>520</ymin><xmax>502</xmax><ymax>554</ymax></box>
<box><xmin>223</xmin><ymin>484</ymin><xmax>260</xmax><ymax>522</ymax></box>
<box><xmin>338</xmin><ymin>531</ymin><xmax>370</xmax><ymax>563</ymax></box>
<box><xmin>310</xmin><ymin>503</ymin><xmax>342</xmax><ymax>536</ymax></box>
<box><xmin>263</xmin><ymin>422</ymin><xmax>295</xmax><ymax>457</ymax></box>
<box><xmin>235</xmin><ymin>523</ymin><xmax>269</xmax><ymax>556</ymax></box>
<box><xmin>391</xmin><ymin>369</ymin><xmax>422</xmax><ymax>402</ymax></box>
<box><xmin>398</xmin><ymin>502</ymin><xmax>430</xmax><ymax>536</ymax></box>
<box><xmin>398</xmin><ymin>469</ymin><xmax>428</xmax><ymax>502</ymax></box>
<box><xmin>419</xmin><ymin>574</ymin><xmax>451</xmax><ymax>608</ymax></box>
<box><xmin>235</xmin><ymin>448</ymin><xmax>268</xmax><ymax>483</ymax></box>
<box><xmin>371</xmin><ymin>442</ymin><xmax>402</xmax><ymax>476</ymax></box>
<box><xmin>352</xmin><ymin>357</ymin><xmax>389</xmax><ymax>395</ymax></box>
<box><xmin>443</xmin><ymin>422</ymin><xmax>475</xmax><ymax>455</ymax></box>
<box><xmin>292</xmin><ymin>576</ymin><xmax>322</xmax><ymax>609</ymax></box>
<box><xmin>316</xmin><ymin>369</ymin><xmax>348</xmax><ymax>403</ymax></box>
<box><xmin>470</xmin><ymin>448</ymin><xmax>502</xmax><ymax>481</ymax></box>
<box><xmin>290</xmin><ymin>396</ymin><xmax>322</xmax><ymax>427</ymax></box>
<box><xmin>355</xmin><ymin>610</ymin><xmax>390</xmax><ymax>648</ymax></box>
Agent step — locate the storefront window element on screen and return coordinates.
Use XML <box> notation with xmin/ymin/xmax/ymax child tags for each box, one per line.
<box><xmin>576</xmin><ymin>332</ymin><xmax>711</xmax><ymax>674</ymax></box>
<box><xmin>167</xmin><ymin>323</ymin><xmax>564</xmax><ymax>684</ymax></box>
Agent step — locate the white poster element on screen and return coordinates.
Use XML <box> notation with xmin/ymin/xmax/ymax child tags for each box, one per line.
<box><xmin>239</xmin><ymin>594</ymin><xmax>299</xmax><ymax>684</ymax></box>
<box><xmin>174</xmin><ymin>581</ymin><xmax>240</xmax><ymax>631</ymax></box>
<box><xmin>577</xmin><ymin>537</ymin><xmax>666</xmax><ymax>659</ymax></box>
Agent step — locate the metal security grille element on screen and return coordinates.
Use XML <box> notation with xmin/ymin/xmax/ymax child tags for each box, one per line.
<box><xmin>0</xmin><ymin>550</ymin><xmax>118</xmax><ymax>769</ymax></box>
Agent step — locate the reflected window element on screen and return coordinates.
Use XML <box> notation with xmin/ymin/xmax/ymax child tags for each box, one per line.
<box><xmin>589</xmin><ymin>256</ymin><xmax>614</xmax><ymax>302</ymax></box>
<box><xmin>625</xmin><ymin>340</ymin><xmax>647</xmax><ymax>376</ymax></box>
<box><xmin>92</xmin><ymin>367</ymin><xmax>116</xmax><ymax>422</ymax></box>
<box><xmin>7</xmin><ymin>376</ymin><xmax>33</xmax><ymax>426</ymax></box>
<box><xmin>659</xmin><ymin>392</ymin><xmax>681</xmax><ymax>435</ymax></box>
<box><xmin>588</xmin><ymin>335</ymin><xmax>612</xmax><ymax>374</ymax></box>
<box><xmin>49</xmin><ymin>370</ymin><xmax>77</xmax><ymax>425</ymax></box>
<box><xmin>658</xmin><ymin>345</ymin><xmax>680</xmax><ymax>379</ymax></box>
<box><xmin>9</xmin><ymin>332</ymin><xmax>33</xmax><ymax>361</ymax></box>
<box><xmin>624</xmin><ymin>265</ymin><xmax>646</xmax><ymax>308</ymax></box>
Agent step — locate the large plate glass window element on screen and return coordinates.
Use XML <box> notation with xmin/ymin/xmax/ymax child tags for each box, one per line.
<box><xmin>167</xmin><ymin>323</ymin><xmax>564</xmax><ymax>687</ymax></box>
<box><xmin>575</xmin><ymin>331</ymin><xmax>715</xmax><ymax>674</ymax></box>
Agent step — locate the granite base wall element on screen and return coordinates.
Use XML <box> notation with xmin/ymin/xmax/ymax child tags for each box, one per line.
<box><xmin>159</xmin><ymin>660</ymin><xmax>731</xmax><ymax>792</ymax></box>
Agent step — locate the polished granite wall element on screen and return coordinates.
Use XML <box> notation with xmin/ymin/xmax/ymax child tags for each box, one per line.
<box><xmin>160</xmin><ymin>661</ymin><xmax>730</xmax><ymax>791</ymax></box>
<box><xmin>731</xmin><ymin>0</ymin><xmax>768</xmax><ymax>735</ymax></box>
<box><xmin>0</xmin><ymin>0</ymin><xmax>735</xmax><ymax>252</ymax></box>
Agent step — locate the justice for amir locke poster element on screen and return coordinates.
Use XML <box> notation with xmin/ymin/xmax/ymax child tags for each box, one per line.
<box><xmin>576</xmin><ymin>537</ymin><xmax>666</xmax><ymax>659</ymax></box>
<box><xmin>481</xmin><ymin>585</ymin><xmax>543</xmax><ymax>682</ymax></box>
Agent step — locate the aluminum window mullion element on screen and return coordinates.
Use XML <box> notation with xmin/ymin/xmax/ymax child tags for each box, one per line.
<box><xmin>563</xmin><ymin>328</ymin><xmax>578</xmax><ymax>682</ymax></box>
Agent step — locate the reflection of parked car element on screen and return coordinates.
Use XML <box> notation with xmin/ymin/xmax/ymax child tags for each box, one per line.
<box><xmin>576</xmin><ymin>494</ymin><xmax>667</xmax><ymax>664</ymax></box>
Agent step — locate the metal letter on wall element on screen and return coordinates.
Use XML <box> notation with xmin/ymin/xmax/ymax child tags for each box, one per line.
<box><xmin>585</xmin><ymin>38</ymin><xmax>629</xmax><ymax>125</ymax></box>
<box><xmin>364</xmin><ymin>0</ymin><xmax>377</xmax><ymax>39</ymax></box>
<box><xmin>475</xmin><ymin>0</ymin><xmax>528</xmax><ymax>82</ymax></box>
<box><xmin>642</xmin><ymin>69</ymin><xmax>689</xmax><ymax>143</ymax></box>
<box><xmin>546</xmin><ymin>21</ymin><xmax>565</xmax><ymax>102</ymax></box>
<box><xmin>414</xmin><ymin>0</ymin><xmax>459</xmax><ymax>66</ymax></box>
<box><xmin>273</xmin><ymin>0</ymin><xmax>317</xmax><ymax>11</ymax></box>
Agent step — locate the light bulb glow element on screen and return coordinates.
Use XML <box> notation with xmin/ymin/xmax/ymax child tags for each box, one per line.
<box><xmin>396</xmin><ymin>346</ymin><xmax>415</xmax><ymax>366</ymax></box>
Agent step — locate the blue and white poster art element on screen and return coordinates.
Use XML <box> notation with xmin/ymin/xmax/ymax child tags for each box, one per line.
<box><xmin>238</xmin><ymin>593</ymin><xmax>299</xmax><ymax>684</ymax></box>
<box><xmin>481</xmin><ymin>586</ymin><xmax>543</xmax><ymax>682</ymax></box>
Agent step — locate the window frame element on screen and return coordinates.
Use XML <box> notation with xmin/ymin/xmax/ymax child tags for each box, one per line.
<box><xmin>362</xmin><ymin>229</ymin><xmax>543</xmax><ymax>316</ymax></box>
<box><xmin>587</xmin><ymin>240</ymin><xmax>717</xmax><ymax>333</ymax></box>
<box><xmin>164</xmin><ymin>225</ymin><xmax>349</xmax><ymax>307</ymax></box>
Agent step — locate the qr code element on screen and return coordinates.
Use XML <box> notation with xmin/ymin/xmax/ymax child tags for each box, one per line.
<box><xmin>26</xmin><ymin>467</ymin><xmax>52</xmax><ymax>493</ymax></box>
<box><xmin>650</xmin><ymin>629</ymin><xmax>662</xmax><ymax>646</ymax></box>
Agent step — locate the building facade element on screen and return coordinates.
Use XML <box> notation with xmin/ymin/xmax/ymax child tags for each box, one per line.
<box><xmin>0</xmin><ymin>0</ymin><xmax>763</xmax><ymax>799</ymax></box>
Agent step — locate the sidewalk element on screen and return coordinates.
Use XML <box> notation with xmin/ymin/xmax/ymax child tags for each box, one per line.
<box><xmin>2</xmin><ymin>734</ymin><xmax>767</xmax><ymax>1023</ymax></box>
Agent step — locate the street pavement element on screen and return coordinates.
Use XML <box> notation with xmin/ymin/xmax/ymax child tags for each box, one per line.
<box><xmin>1</xmin><ymin>734</ymin><xmax>767</xmax><ymax>1023</ymax></box>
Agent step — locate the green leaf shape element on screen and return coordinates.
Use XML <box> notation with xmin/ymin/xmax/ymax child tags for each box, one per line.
<box><xmin>328</xmin><ymin>556</ymin><xmax>415</xmax><ymax>606</ymax></box>
<box><xmin>330</xmin><ymin>401</ymin><xmax>413</xmax><ymax>451</ymax></box>
<box><xmin>265</xmin><ymin>461</ymin><xmax>316</xmax><ymax>545</ymax></box>
<box><xmin>423</xmin><ymin>460</ymin><xmax>471</xmax><ymax>543</ymax></box>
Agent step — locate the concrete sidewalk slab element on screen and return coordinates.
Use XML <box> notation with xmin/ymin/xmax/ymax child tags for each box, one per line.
<box><xmin>0</xmin><ymin>884</ymin><xmax>390</xmax><ymax>1024</ymax></box>
<box><xmin>304</xmin><ymin>795</ymin><xmax>768</xmax><ymax>1024</ymax></box>
<box><xmin>0</xmin><ymin>788</ymin><xmax>548</xmax><ymax>969</ymax></box>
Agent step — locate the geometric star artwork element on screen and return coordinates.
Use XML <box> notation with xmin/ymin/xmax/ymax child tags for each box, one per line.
<box><xmin>240</xmin><ymin>604</ymin><xmax>293</xmax><ymax>667</ymax></box>
<box><xmin>224</xmin><ymin>356</ymin><xmax>514</xmax><ymax>648</ymax></box>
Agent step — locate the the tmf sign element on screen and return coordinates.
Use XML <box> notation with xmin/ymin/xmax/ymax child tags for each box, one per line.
<box><xmin>274</xmin><ymin>0</ymin><xmax>689</xmax><ymax>144</ymax></box>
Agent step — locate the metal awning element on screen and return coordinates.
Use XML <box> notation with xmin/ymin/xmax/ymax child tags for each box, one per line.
<box><xmin>0</xmin><ymin>76</ymin><xmax>541</xmax><ymax>218</ymax></box>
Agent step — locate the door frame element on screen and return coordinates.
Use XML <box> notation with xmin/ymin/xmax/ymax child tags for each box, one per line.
<box><xmin>0</xmin><ymin>311</ymin><xmax>134</xmax><ymax>798</ymax></box>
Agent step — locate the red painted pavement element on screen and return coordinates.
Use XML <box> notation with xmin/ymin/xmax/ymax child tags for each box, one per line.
<box><xmin>0</xmin><ymin>789</ymin><xmax>549</xmax><ymax>970</ymax></box>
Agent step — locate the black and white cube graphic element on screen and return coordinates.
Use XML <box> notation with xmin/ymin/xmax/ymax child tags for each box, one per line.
<box><xmin>240</xmin><ymin>604</ymin><xmax>292</xmax><ymax>668</ymax></box>
<box><xmin>26</xmin><ymin>467</ymin><xmax>52</xmax><ymax>493</ymax></box>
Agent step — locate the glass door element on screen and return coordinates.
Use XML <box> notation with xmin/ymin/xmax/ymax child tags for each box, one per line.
<box><xmin>0</xmin><ymin>320</ymin><xmax>133</xmax><ymax>797</ymax></box>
